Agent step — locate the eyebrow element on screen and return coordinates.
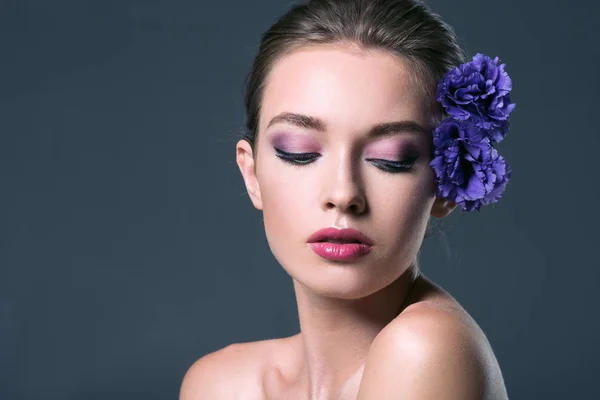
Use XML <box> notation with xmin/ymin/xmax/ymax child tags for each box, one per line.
<box><xmin>266</xmin><ymin>112</ymin><xmax>429</xmax><ymax>138</ymax></box>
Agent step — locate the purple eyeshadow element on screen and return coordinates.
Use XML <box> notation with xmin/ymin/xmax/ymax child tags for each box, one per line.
<box><xmin>269</xmin><ymin>131</ymin><xmax>321</xmax><ymax>153</ymax></box>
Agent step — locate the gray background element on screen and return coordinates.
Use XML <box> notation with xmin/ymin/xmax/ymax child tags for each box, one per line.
<box><xmin>1</xmin><ymin>0</ymin><xmax>598</xmax><ymax>399</ymax></box>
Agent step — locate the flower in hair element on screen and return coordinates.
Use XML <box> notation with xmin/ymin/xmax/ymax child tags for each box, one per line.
<box><xmin>430</xmin><ymin>53</ymin><xmax>515</xmax><ymax>212</ymax></box>
<box><xmin>430</xmin><ymin>119</ymin><xmax>511</xmax><ymax>212</ymax></box>
<box><xmin>436</xmin><ymin>53</ymin><xmax>516</xmax><ymax>143</ymax></box>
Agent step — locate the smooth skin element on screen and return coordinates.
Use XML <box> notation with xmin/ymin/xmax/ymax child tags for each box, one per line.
<box><xmin>180</xmin><ymin>43</ymin><xmax>509</xmax><ymax>400</ymax></box>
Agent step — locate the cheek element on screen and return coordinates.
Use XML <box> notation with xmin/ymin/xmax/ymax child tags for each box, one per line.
<box><xmin>405</xmin><ymin>179</ymin><xmax>437</xmax><ymax>247</ymax></box>
<box><xmin>405</xmin><ymin>168</ymin><xmax>437</xmax><ymax>222</ymax></box>
<box><xmin>263</xmin><ymin>186</ymin><xmax>297</xmax><ymax>230</ymax></box>
<box><xmin>259</xmin><ymin>159</ymin><xmax>301</xmax><ymax>214</ymax></box>
<box><xmin>256</xmin><ymin>157</ymin><xmax>311</xmax><ymax>253</ymax></box>
<box><xmin>371</xmin><ymin>168</ymin><xmax>436</xmax><ymax>243</ymax></box>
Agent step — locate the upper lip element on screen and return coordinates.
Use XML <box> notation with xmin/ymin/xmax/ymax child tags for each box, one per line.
<box><xmin>307</xmin><ymin>227</ymin><xmax>374</xmax><ymax>246</ymax></box>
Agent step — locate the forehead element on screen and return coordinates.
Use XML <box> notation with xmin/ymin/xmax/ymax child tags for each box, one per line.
<box><xmin>260</xmin><ymin>45</ymin><xmax>433</xmax><ymax>135</ymax></box>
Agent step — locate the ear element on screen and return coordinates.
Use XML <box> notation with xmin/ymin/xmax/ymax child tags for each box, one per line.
<box><xmin>236</xmin><ymin>139</ymin><xmax>263</xmax><ymax>210</ymax></box>
<box><xmin>430</xmin><ymin>197</ymin><xmax>457</xmax><ymax>219</ymax></box>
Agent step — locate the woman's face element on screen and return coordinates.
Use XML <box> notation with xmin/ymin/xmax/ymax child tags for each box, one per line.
<box><xmin>237</xmin><ymin>44</ymin><xmax>455</xmax><ymax>299</ymax></box>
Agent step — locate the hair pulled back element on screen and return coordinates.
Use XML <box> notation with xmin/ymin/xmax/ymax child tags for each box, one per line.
<box><xmin>241</xmin><ymin>0</ymin><xmax>466</xmax><ymax>243</ymax></box>
<box><xmin>242</xmin><ymin>0</ymin><xmax>467</xmax><ymax>151</ymax></box>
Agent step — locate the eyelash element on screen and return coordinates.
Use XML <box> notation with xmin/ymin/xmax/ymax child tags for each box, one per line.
<box><xmin>274</xmin><ymin>148</ymin><xmax>418</xmax><ymax>173</ymax></box>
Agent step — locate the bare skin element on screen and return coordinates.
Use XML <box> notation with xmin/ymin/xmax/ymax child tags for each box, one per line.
<box><xmin>180</xmin><ymin>273</ymin><xmax>508</xmax><ymax>399</ymax></box>
<box><xmin>180</xmin><ymin>44</ymin><xmax>509</xmax><ymax>399</ymax></box>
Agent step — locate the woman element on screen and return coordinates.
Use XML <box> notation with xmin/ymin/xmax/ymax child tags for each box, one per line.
<box><xmin>181</xmin><ymin>0</ymin><xmax>513</xmax><ymax>398</ymax></box>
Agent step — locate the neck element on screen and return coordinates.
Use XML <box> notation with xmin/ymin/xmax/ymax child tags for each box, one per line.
<box><xmin>290</xmin><ymin>262</ymin><xmax>420</xmax><ymax>398</ymax></box>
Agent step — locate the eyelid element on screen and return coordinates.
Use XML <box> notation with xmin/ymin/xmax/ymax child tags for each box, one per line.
<box><xmin>366</xmin><ymin>155</ymin><xmax>419</xmax><ymax>163</ymax></box>
<box><xmin>269</xmin><ymin>132</ymin><xmax>321</xmax><ymax>153</ymax></box>
<box><xmin>274</xmin><ymin>146</ymin><xmax>419</xmax><ymax>172</ymax></box>
<box><xmin>275</xmin><ymin>148</ymin><xmax>418</xmax><ymax>163</ymax></box>
<box><xmin>367</xmin><ymin>155</ymin><xmax>419</xmax><ymax>167</ymax></box>
<box><xmin>274</xmin><ymin>148</ymin><xmax>319</xmax><ymax>156</ymax></box>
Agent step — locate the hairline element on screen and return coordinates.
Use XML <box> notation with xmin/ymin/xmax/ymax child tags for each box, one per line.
<box><xmin>250</xmin><ymin>40</ymin><xmax>442</xmax><ymax>159</ymax></box>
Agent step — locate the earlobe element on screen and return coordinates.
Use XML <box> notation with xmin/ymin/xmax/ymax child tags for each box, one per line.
<box><xmin>430</xmin><ymin>197</ymin><xmax>457</xmax><ymax>219</ymax></box>
<box><xmin>236</xmin><ymin>139</ymin><xmax>263</xmax><ymax>210</ymax></box>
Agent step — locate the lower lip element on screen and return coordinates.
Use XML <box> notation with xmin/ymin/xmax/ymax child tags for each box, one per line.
<box><xmin>308</xmin><ymin>242</ymin><xmax>373</xmax><ymax>261</ymax></box>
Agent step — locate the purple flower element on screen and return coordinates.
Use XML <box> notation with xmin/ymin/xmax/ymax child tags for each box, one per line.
<box><xmin>430</xmin><ymin>119</ymin><xmax>511</xmax><ymax>212</ymax></box>
<box><xmin>436</xmin><ymin>53</ymin><xmax>516</xmax><ymax>143</ymax></box>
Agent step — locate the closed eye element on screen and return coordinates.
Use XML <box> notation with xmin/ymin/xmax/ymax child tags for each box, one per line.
<box><xmin>274</xmin><ymin>148</ymin><xmax>418</xmax><ymax>173</ymax></box>
<box><xmin>274</xmin><ymin>148</ymin><xmax>319</xmax><ymax>165</ymax></box>
<box><xmin>366</xmin><ymin>156</ymin><xmax>418</xmax><ymax>173</ymax></box>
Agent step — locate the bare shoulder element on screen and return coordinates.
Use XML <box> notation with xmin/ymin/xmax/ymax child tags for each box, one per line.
<box><xmin>358</xmin><ymin>278</ymin><xmax>509</xmax><ymax>400</ymax></box>
<box><xmin>180</xmin><ymin>339</ymin><xmax>284</xmax><ymax>400</ymax></box>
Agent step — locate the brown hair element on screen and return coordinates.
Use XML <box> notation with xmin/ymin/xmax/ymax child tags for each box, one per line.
<box><xmin>241</xmin><ymin>0</ymin><xmax>466</xmax><ymax>243</ymax></box>
<box><xmin>242</xmin><ymin>0</ymin><xmax>467</xmax><ymax>153</ymax></box>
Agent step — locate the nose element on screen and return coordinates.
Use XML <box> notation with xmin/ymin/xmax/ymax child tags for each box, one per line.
<box><xmin>320</xmin><ymin>154</ymin><xmax>367</xmax><ymax>215</ymax></box>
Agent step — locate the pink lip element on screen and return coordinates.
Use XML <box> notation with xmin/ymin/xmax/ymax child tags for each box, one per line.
<box><xmin>307</xmin><ymin>228</ymin><xmax>374</xmax><ymax>261</ymax></box>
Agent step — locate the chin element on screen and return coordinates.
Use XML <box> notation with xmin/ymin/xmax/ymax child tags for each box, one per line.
<box><xmin>288</xmin><ymin>259</ymin><xmax>400</xmax><ymax>300</ymax></box>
